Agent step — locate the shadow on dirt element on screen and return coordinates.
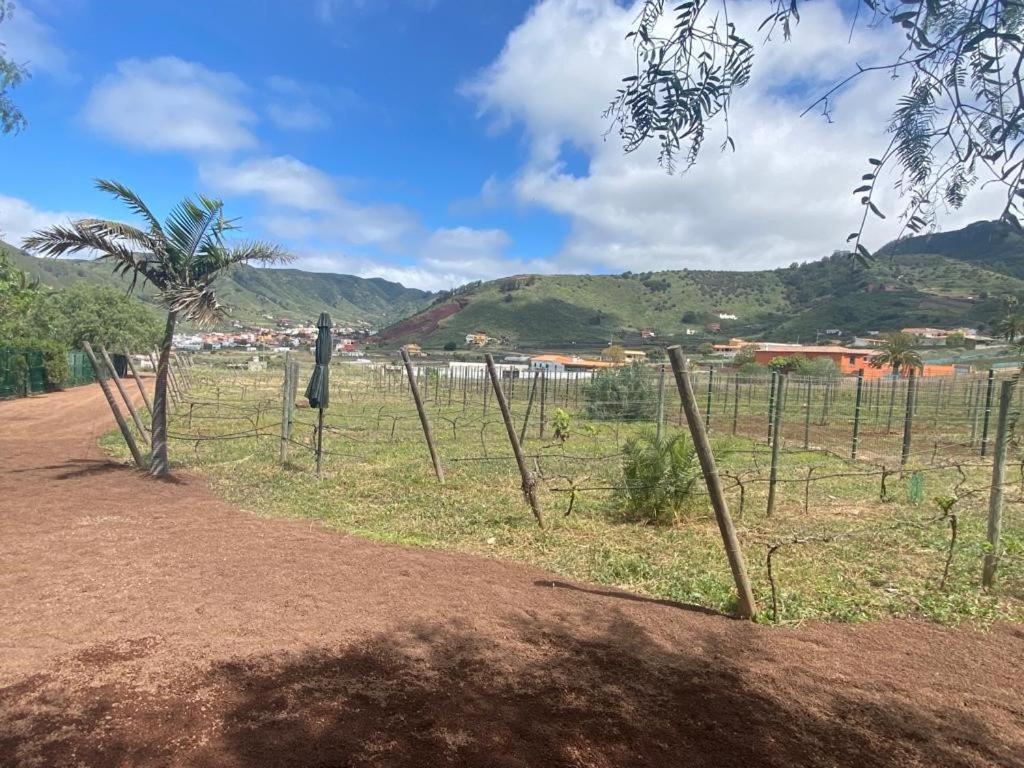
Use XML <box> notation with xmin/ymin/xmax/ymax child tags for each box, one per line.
<box><xmin>0</xmin><ymin>612</ymin><xmax>1013</xmax><ymax>768</ymax></box>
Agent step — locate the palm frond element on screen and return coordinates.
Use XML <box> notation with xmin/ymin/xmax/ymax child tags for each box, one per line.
<box><xmin>22</xmin><ymin>222</ymin><xmax>165</xmax><ymax>291</ymax></box>
<box><xmin>164</xmin><ymin>196</ymin><xmax>225</xmax><ymax>271</ymax></box>
<box><xmin>94</xmin><ymin>179</ymin><xmax>165</xmax><ymax>236</ymax></box>
<box><xmin>224</xmin><ymin>241</ymin><xmax>293</xmax><ymax>266</ymax></box>
<box><xmin>78</xmin><ymin>218</ymin><xmax>164</xmax><ymax>254</ymax></box>
<box><xmin>163</xmin><ymin>281</ymin><xmax>225</xmax><ymax>325</ymax></box>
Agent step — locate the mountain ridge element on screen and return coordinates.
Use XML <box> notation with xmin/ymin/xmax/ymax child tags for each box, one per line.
<box><xmin>373</xmin><ymin>220</ymin><xmax>1024</xmax><ymax>347</ymax></box>
<box><xmin>6</xmin><ymin>219</ymin><xmax>1023</xmax><ymax>344</ymax></box>
<box><xmin>1</xmin><ymin>242</ymin><xmax>435</xmax><ymax>327</ymax></box>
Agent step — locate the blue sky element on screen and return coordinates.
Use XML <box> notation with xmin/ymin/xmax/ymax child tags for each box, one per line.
<box><xmin>0</xmin><ymin>0</ymin><xmax>997</xmax><ymax>290</ymax></box>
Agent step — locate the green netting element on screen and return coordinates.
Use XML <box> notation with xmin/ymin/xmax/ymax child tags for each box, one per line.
<box><xmin>0</xmin><ymin>347</ymin><xmax>95</xmax><ymax>398</ymax></box>
<box><xmin>67</xmin><ymin>350</ymin><xmax>95</xmax><ymax>387</ymax></box>
<box><xmin>0</xmin><ymin>348</ymin><xmax>45</xmax><ymax>398</ymax></box>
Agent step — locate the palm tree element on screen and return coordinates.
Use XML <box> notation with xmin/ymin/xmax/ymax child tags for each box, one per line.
<box><xmin>24</xmin><ymin>179</ymin><xmax>289</xmax><ymax>476</ymax></box>
<box><xmin>869</xmin><ymin>332</ymin><xmax>924</xmax><ymax>434</ymax></box>
<box><xmin>995</xmin><ymin>314</ymin><xmax>1024</xmax><ymax>345</ymax></box>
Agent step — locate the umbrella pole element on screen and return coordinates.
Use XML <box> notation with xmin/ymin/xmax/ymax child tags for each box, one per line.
<box><xmin>316</xmin><ymin>406</ymin><xmax>325</xmax><ymax>478</ymax></box>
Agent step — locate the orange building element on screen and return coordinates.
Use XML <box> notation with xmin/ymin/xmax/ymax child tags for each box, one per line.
<box><xmin>754</xmin><ymin>344</ymin><xmax>957</xmax><ymax>379</ymax></box>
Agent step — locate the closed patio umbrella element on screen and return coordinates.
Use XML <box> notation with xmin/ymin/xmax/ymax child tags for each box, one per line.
<box><xmin>305</xmin><ymin>312</ymin><xmax>332</xmax><ymax>475</ymax></box>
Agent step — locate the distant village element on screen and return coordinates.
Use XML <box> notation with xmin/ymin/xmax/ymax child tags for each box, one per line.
<box><xmin>176</xmin><ymin>319</ymin><xmax>1003</xmax><ymax>380</ymax></box>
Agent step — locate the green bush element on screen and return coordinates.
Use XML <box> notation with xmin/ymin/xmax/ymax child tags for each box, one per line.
<box><xmin>443</xmin><ymin>341</ymin><xmax>458</xmax><ymax>351</ymax></box>
<box><xmin>36</xmin><ymin>340</ymin><xmax>70</xmax><ymax>390</ymax></box>
<box><xmin>617</xmin><ymin>430</ymin><xmax>700</xmax><ymax>524</ymax></box>
<box><xmin>551</xmin><ymin>408</ymin><xmax>572</xmax><ymax>442</ymax></box>
<box><xmin>584</xmin><ymin>363</ymin><xmax>656</xmax><ymax>421</ymax></box>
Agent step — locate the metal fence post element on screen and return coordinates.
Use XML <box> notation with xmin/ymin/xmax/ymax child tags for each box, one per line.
<box><xmin>655</xmin><ymin>365</ymin><xmax>666</xmax><ymax>441</ymax></box>
<box><xmin>705</xmin><ymin>367</ymin><xmax>714</xmax><ymax>431</ymax></box>
<box><xmin>900</xmin><ymin>370</ymin><xmax>918</xmax><ymax>471</ymax></box>
<box><xmin>766</xmin><ymin>373</ymin><xmax>787</xmax><ymax>517</ymax></box>
<box><xmin>731</xmin><ymin>373</ymin><xmax>740</xmax><ymax>436</ymax></box>
<box><xmin>851</xmin><ymin>369</ymin><xmax>864</xmax><ymax>459</ymax></box>
<box><xmin>803</xmin><ymin>379</ymin><xmax>812</xmax><ymax>450</ymax></box>
<box><xmin>980</xmin><ymin>369</ymin><xmax>996</xmax><ymax>456</ymax></box>
<box><xmin>767</xmin><ymin>370</ymin><xmax>778</xmax><ymax>444</ymax></box>
<box><xmin>983</xmin><ymin>379</ymin><xmax>1016</xmax><ymax>587</ymax></box>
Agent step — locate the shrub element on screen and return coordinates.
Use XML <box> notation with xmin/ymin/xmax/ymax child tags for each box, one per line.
<box><xmin>551</xmin><ymin>408</ymin><xmax>572</xmax><ymax>442</ymax></box>
<box><xmin>584</xmin><ymin>362</ymin><xmax>656</xmax><ymax>421</ymax></box>
<box><xmin>36</xmin><ymin>339</ymin><xmax>70</xmax><ymax>390</ymax></box>
<box><xmin>443</xmin><ymin>341</ymin><xmax>458</xmax><ymax>351</ymax></box>
<box><xmin>617</xmin><ymin>430</ymin><xmax>700</xmax><ymax>524</ymax></box>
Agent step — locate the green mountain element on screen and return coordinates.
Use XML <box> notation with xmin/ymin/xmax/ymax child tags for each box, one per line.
<box><xmin>2</xmin><ymin>242</ymin><xmax>435</xmax><ymax>327</ymax></box>
<box><xmin>375</xmin><ymin>221</ymin><xmax>1024</xmax><ymax>349</ymax></box>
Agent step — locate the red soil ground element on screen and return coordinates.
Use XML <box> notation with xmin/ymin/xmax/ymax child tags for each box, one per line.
<box><xmin>374</xmin><ymin>298</ymin><xmax>467</xmax><ymax>344</ymax></box>
<box><xmin>1</xmin><ymin>384</ymin><xmax>1023</xmax><ymax>767</ymax></box>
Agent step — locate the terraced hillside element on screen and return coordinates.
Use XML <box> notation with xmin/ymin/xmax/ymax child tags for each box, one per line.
<box><xmin>376</xmin><ymin>221</ymin><xmax>1024</xmax><ymax>348</ymax></box>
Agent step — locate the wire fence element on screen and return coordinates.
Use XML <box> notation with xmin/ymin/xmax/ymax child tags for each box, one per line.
<box><xmin>148</xmin><ymin>355</ymin><xmax>1024</xmax><ymax>623</ymax></box>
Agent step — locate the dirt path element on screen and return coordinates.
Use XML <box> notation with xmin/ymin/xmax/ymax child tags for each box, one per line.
<box><xmin>1</xmin><ymin>384</ymin><xmax>1023</xmax><ymax>767</ymax></box>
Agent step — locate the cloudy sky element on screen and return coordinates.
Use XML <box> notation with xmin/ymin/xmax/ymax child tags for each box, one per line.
<box><xmin>0</xmin><ymin>0</ymin><xmax>1002</xmax><ymax>291</ymax></box>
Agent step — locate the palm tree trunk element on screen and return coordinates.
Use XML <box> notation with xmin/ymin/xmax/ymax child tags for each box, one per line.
<box><xmin>149</xmin><ymin>310</ymin><xmax>178</xmax><ymax>477</ymax></box>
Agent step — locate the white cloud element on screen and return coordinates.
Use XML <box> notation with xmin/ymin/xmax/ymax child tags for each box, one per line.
<box><xmin>267</xmin><ymin>102</ymin><xmax>331</xmax><ymax>131</ymax></box>
<box><xmin>199</xmin><ymin>154</ymin><xmax>555</xmax><ymax>288</ymax></box>
<box><xmin>292</xmin><ymin>226</ymin><xmax>554</xmax><ymax>291</ymax></box>
<box><xmin>82</xmin><ymin>57</ymin><xmax>257</xmax><ymax>153</ymax></box>
<box><xmin>467</xmin><ymin>0</ymin><xmax>995</xmax><ymax>272</ymax></box>
<box><xmin>199</xmin><ymin>155</ymin><xmax>420</xmax><ymax>249</ymax></box>
<box><xmin>265</xmin><ymin>76</ymin><xmax>334</xmax><ymax>131</ymax></box>
<box><xmin>0</xmin><ymin>194</ymin><xmax>89</xmax><ymax>248</ymax></box>
<box><xmin>2</xmin><ymin>3</ymin><xmax>71</xmax><ymax>79</ymax></box>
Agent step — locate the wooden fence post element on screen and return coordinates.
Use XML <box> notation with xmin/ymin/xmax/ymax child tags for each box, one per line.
<box><xmin>767</xmin><ymin>370</ymin><xmax>778</xmax><ymax>444</ymax></box>
<box><xmin>484</xmin><ymin>353</ymin><xmax>544</xmax><ymax>528</ymax></box>
<box><xmin>983</xmin><ymin>379</ymin><xmax>1016</xmax><ymax>587</ymax></box>
<box><xmin>900</xmin><ymin>370</ymin><xmax>918</xmax><ymax>471</ymax></box>
<box><xmin>851</xmin><ymin>369</ymin><xmax>864</xmax><ymax>460</ymax></box>
<box><xmin>401</xmin><ymin>349</ymin><xmax>445</xmax><ymax>483</ymax></box>
<box><xmin>123</xmin><ymin>350</ymin><xmax>153</xmax><ymax>417</ymax></box>
<box><xmin>165</xmin><ymin>352</ymin><xmax>184</xmax><ymax>404</ymax></box>
<box><xmin>147</xmin><ymin>351</ymin><xmax>176</xmax><ymax>407</ymax></box>
<box><xmin>667</xmin><ymin>346</ymin><xmax>756</xmax><ymax>620</ymax></box>
<box><xmin>766</xmin><ymin>373</ymin><xmax>787</xmax><ymax>517</ymax></box>
<box><xmin>172</xmin><ymin>354</ymin><xmax>190</xmax><ymax>394</ymax></box>
<box><xmin>82</xmin><ymin>342</ymin><xmax>147</xmax><ymax>469</ymax></box>
<box><xmin>99</xmin><ymin>346</ymin><xmax>149</xmax><ymax>445</ymax></box>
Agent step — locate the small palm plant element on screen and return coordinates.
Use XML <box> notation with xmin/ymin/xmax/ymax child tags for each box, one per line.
<box><xmin>618</xmin><ymin>429</ymin><xmax>699</xmax><ymax>524</ymax></box>
<box><xmin>868</xmin><ymin>332</ymin><xmax>923</xmax><ymax>434</ymax></box>
<box><xmin>24</xmin><ymin>179</ymin><xmax>290</xmax><ymax>476</ymax></box>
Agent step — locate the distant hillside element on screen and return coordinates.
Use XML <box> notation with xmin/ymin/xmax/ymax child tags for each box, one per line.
<box><xmin>3</xmin><ymin>243</ymin><xmax>435</xmax><ymax>327</ymax></box>
<box><xmin>375</xmin><ymin>221</ymin><xmax>1024</xmax><ymax>348</ymax></box>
